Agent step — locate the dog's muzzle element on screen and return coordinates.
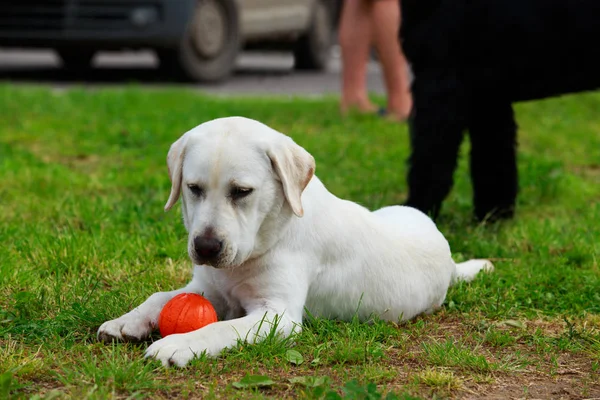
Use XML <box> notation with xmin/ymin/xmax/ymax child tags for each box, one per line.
<box><xmin>193</xmin><ymin>235</ymin><xmax>223</xmax><ymax>264</ymax></box>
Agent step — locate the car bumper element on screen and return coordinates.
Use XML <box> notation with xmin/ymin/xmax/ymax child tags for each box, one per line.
<box><xmin>0</xmin><ymin>0</ymin><xmax>194</xmax><ymax>49</ymax></box>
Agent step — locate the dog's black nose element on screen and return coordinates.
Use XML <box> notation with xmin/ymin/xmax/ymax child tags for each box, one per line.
<box><xmin>194</xmin><ymin>236</ymin><xmax>223</xmax><ymax>259</ymax></box>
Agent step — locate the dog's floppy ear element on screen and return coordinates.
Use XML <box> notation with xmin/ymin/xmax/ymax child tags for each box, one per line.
<box><xmin>267</xmin><ymin>137</ymin><xmax>315</xmax><ymax>217</ymax></box>
<box><xmin>164</xmin><ymin>134</ymin><xmax>189</xmax><ymax>212</ymax></box>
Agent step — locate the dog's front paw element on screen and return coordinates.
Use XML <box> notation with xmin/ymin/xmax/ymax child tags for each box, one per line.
<box><xmin>145</xmin><ymin>333</ymin><xmax>210</xmax><ymax>367</ymax></box>
<box><xmin>97</xmin><ymin>312</ymin><xmax>155</xmax><ymax>343</ymax></box>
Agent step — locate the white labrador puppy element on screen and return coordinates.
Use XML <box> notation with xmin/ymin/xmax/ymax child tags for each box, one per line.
<box><xmin>97</xmin><ymin>116</ymin><xmax>493</xmax><ymax>367</ymax></box>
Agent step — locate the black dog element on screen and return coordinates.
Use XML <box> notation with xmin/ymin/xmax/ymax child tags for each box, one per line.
<box><xmin>399</xmin><ymin>0</ymin><xmax>600</xmax><ymax>221</ymax></box>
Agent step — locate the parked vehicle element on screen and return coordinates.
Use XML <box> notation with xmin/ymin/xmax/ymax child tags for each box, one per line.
<box><xmin>0</xmin><ymin>0</ymin><xmax>342</xmax><ymax>82</ymax></box>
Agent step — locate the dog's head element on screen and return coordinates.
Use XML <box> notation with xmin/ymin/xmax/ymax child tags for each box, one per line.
<box><xmin>164</xmin><ymin>117</ymin><xmax>315</xmax><ymax>269</ymax></box>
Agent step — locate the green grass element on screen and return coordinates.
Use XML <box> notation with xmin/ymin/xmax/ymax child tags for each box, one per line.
<box><xmin>1</xmin><ymin>84</ymin><xmax>599</xmax><ymax>399</ymax></box>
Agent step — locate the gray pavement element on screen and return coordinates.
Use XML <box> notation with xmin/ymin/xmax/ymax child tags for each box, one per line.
<box><xmin>0</xmin><ymin>49</ymin><xmax>386</xmax><ymax>97</ymax></box>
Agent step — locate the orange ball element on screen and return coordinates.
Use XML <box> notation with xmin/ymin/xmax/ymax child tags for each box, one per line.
<box><xmin>158</xmin><ymin>293</ymin><xmax>218</xmax><ymax>337</ymax></box>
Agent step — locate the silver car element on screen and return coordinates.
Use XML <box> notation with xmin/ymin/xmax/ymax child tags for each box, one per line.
<box><xmin>0</xmin><ymin>0</ymin><xmax>341</xmax><ymax>82</ymax></box>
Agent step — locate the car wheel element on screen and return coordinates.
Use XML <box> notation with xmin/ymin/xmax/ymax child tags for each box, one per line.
<box><xmin>158</xmin><ymin>0</ymin><xmax>240</xmax><ymax>82</ymax></box>
<box><xmin>57</xmin><ymin>49</ymin><xmax>95</xmax><ymax>70</ymax></box>
<box><xmin>294</xmin><ymin>0</ymin><xmax>333</xmax><ymax>70</ymax></box>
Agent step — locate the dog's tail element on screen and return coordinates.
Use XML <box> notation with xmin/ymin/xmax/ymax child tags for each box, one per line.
<box><xmin>452</xmin><ymin>259</ymin><xmax>494</xmax><ymax>285</ymax></box>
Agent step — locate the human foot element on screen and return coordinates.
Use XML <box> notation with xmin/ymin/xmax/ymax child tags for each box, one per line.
<box><xmin>340</xmin><ymin>99</ymin><xmax>379</xmax><ymax>116</ymax></box>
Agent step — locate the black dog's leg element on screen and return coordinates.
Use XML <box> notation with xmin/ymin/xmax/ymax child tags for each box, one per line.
<box><xmin>468</xmin><ymin>99</ymin><xmax>518</xmax><ymax>221</ymax></box>
<box><xmin>405</xmin><ymin>70</ymin><xmax>467</xmax><ymax>219</ymax></box>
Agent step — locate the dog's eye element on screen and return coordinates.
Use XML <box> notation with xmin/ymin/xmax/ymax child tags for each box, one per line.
<box><xmin>230</xmin><ymin>187</ymin><xmax>253</xmax><ymax>200</ymax></box>
<box><xmin>187</xmin><ymin>184</ymin><xmax>204</xmax><ymax>197</ymax></box>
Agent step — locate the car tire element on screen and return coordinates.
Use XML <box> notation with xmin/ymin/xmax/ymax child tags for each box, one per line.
<box><xmin>294</xmin><ymin>0</ymin><xmax>333</xmax><ymax>71</ymax></box>
<box><xmin>57</xmin><ymin>49</ymin><xmax>95</xmax><ymax>71</ymax></box>
<box><xmin>158</xmin><ymin>0</ymin><xmax>240</xmax><ymax>83</ymax></box>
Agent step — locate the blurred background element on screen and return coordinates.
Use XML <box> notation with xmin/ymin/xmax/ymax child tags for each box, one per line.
<box><xmin>0</xmin><ymin>0</ymin><xmax>386</xmax><ymax>95</ymax></box>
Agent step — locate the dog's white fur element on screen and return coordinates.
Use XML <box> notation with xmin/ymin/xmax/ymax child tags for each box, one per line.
<box><xmin>97</xmin><ymin>117</ymin><xmax>493</xmax><ymax>367</ymax></box>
